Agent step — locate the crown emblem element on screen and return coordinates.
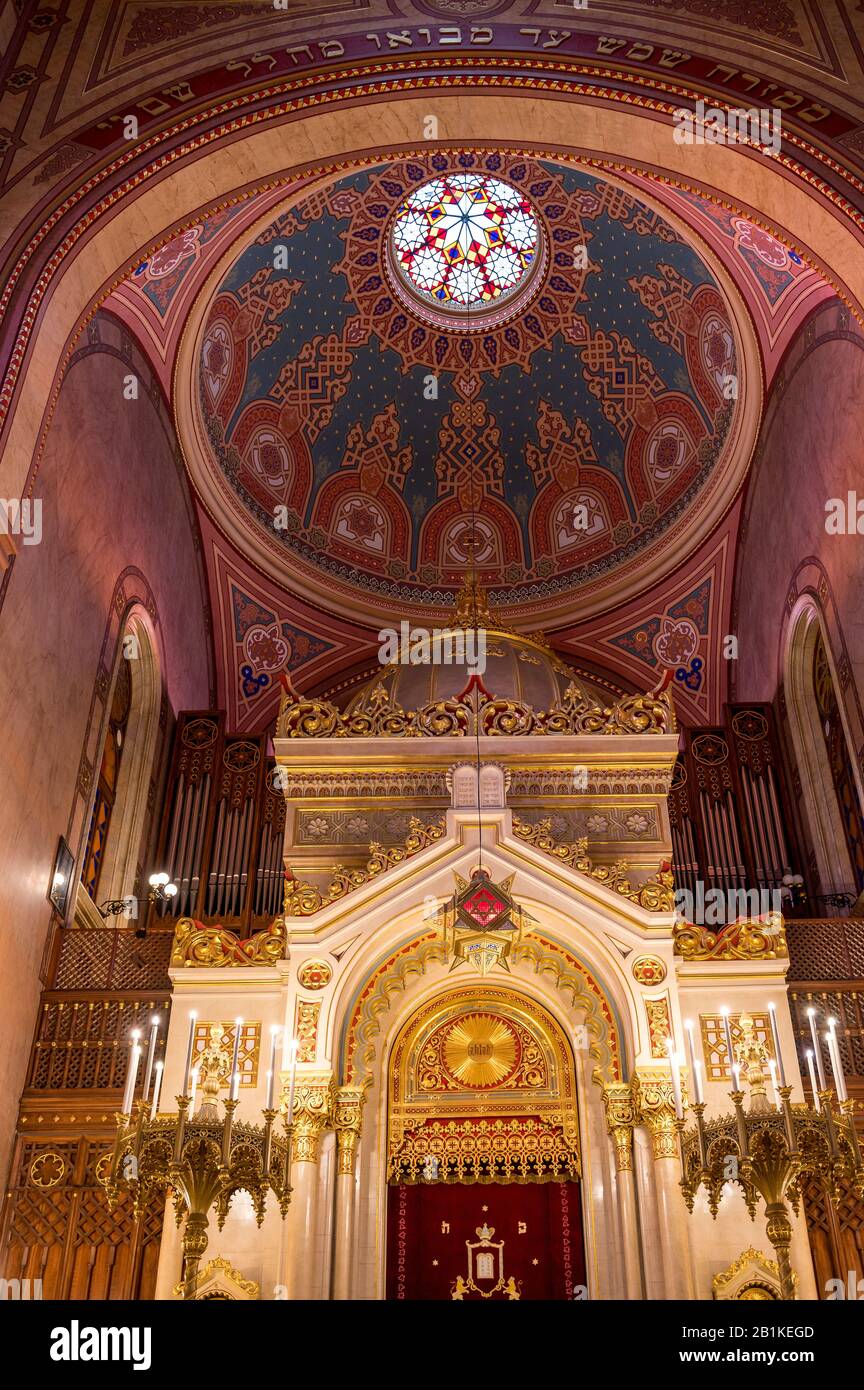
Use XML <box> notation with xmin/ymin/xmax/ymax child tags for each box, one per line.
<box><xmin>476</xmin><ymin>1223</ymin><xmax>495</xmax><ymax>1241</ymax></box>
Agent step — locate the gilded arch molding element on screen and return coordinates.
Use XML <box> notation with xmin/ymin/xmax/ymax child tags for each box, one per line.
<box><xmin>4</xmin><ymin>82</ymin><xmax>864</xmax><ymax>506</ymax></box>
<box><xmin>339</xmin><ymin>926</ymin><xmax>623</xmax><ymax>1089</ymax></box>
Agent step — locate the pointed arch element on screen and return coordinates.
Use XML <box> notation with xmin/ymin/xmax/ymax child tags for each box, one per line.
<box><xmin>77</xmin><ymin>603</ymin><xmax>164</xmax><ymax>915</ymax></box>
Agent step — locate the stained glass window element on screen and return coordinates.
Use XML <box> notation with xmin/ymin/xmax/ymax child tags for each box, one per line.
<box><xmin>390</xmin><ymin>174</ymin><xmax>539</xmax><ymax>311</ymax></box>
<box><xmin>81</xmin><ymin>658</ymin><xmax>131</xmax><ymax>899</ymax></box>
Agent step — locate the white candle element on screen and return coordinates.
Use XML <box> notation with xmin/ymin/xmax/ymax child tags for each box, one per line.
<box><xmin>229</xmin><ymin>1018</ymin><xmax>243</xmax><ymax>1101</ymax></box>
<box><xmin>287</xmin><ymin>1038</ymin><xmax>299</xmax><ymax>1119</ymax></box>
<box><xmin>684</xmin><ymin>1021</ymin><xmax>702</xmax><ymax>1103</ymax></box>
<box><xmin>122</xmin><ymin>1035</ymin><xmax>141</xmax><ymax>1115</ymax></box>
<box><xmin>767</xmin><ymin>1002</ymin><xmax>786</xmax><ymax>1086</ymax></box>
<box><xmin>149</xmin><ymin>1061</ymin><xmax>164</xmax><ymax>1120</ymax></box>
<box><xmin>827</xmin><ymin>1023</ymin><xmax>844</xmax><ymax>1095</ymax></box>
<box><xmin>807</xmin><ymin>1008</ymin><xmax>827</xmax><ymax>1090</ymax></box>
<box><xmin>190</xmin><ymin>1065</ymin><xmax>200</xmax><ymax>1115</ymax></box>
<box><xmin>267</xmin><ymin>1028</ymin><xmax>279</xmax><ymax>1110</ymax></box>
<box><xmin>826</xmin><ymin>1024</ymin><xmax>847</xmax><ymax>1103</ymax></box>
<box><xmin>182</xmin><ymin>1011</ymin><xmax>197</xmax><ymax>1097</ymax></box>
<box><xmin>732</xmin><ymin>1062</ymin><xmax>742</xmax><ymax>1091</ymax></box>
<box><xmin>693</xmin><ymin>1058</ymin><xmax>704</xmax><ymax>1106</ymax></box>
<box><xmin>143</xmin><ymin>1015</ymin><xmax>160</xmax><ymax>1100</ymax></box>
<box><xmin>768</xmin><ymin>1058</ymin><xmax>780</xmax><ymax>1109</ymax></box>
<box><xmin>721</xmin><ymin>1010</ymin><xmax>735</xmax><ymax>1084</ymax></box>
<box><xmin>805</xmin><ymin>1050</ymin><xmax>821</xmax><ymax>1111</ymax></box>
<box><xmin>831</xmin><ymin>1022</ymin><xmax>848</xmax><ymax>1103</ymax></box>
<box><xmin>666</xmin><ymin>1037</ymin><xmax>683</xmax><ymax>1119</ymax></box>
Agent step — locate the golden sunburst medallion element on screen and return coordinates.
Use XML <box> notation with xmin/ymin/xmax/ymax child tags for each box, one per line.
<box><xmin>443</xmin><ymin>1013</ymin><xmax>519</xmax><ymax>1088</ymax></box>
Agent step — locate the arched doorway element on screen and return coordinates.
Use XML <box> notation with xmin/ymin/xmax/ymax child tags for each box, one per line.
<box><xmin>384</xmin><ymin>985</ymin><xmax>585</xmax><ymax>1300</ymax></box>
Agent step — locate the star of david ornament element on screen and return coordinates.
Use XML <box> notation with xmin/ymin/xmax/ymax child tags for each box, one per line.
<box><xmin>436</xmin><ymin>867</ymin><xmax>531</xmax><ymax>975</ymax></box>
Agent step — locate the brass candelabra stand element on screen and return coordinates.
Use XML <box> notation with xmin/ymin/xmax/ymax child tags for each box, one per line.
<box><xmin>677</xmin><ymin>1020</ymin><xmax>863</xmax><ymax>1300</ymax></box>
<box><xmin>106</xmin><ymin>1088</ymin><xmax>294</xmax><ymax>1300</ymax></box>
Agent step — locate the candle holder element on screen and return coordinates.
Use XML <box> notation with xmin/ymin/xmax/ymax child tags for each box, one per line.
<box><xmin>677</xmin><ymin>1075</ymin><xmax>863</xmax><ymax>1300</ymax></box>
<box><xmin>105</xmin><ymin>1093</ymin><xmax>295</xmax><ymax>1300</ymax></box>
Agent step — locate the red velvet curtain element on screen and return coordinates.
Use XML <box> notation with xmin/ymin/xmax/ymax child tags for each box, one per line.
<box><xmin>386</xmin><ymin>1180</ymin><xmax>585</xmax><ymax>1300</ymax></box>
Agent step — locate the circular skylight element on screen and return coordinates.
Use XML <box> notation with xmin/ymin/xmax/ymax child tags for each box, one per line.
<box><xmin>389</xmin><ymin>173</ymin><xmax>540</xmax><ymax>317</ymax></box>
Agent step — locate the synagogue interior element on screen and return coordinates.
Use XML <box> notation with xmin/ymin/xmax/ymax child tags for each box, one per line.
<box><xmin>0</xmin><ymin>0</ymin><xmax>863</xmax><ymax>1308</ymax></box>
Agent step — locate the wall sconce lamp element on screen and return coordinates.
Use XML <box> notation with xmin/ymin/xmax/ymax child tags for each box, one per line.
<box><xmin>99</xmin><ymin>871</ymin><xmax>177</xmax><ymax>937</ymax></box>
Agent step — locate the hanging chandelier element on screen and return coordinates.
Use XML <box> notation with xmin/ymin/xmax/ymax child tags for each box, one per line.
<box><xmin>438</xmin><ymin>868</ymin><xmax>530</xmax><ymax>975</ymax></box>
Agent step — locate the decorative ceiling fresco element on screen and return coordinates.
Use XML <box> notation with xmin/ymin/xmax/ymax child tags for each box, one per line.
<box><xmin>10</xmin><ymin>2</ymin><xmax>860</xmax><ymax>733</ymax></box>
<box><xmin>106</xmin><ymin>188</ymin><xmax>290</xmax><ymax>390</ymax></box>
<box><xmin>554</xmin><ymin>503</ymin><xmax>741</xmax><ymax>726</ymax></box>
<box><xmin>190</xmin><ymin>153</ymin><xmax>748</xmax><ymax>623</ymax></box>
<box><xmin>92</xmin><ymin>150</ymin><xmax>837</xmax><ymax>729</ymax></box>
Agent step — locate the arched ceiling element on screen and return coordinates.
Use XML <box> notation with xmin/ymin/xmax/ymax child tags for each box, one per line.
<box><xmin>183</xmin><ymin>154</ymin><xmax>752</xmax><ymax>625</ymax></box>
<box><xmin>1</xmin><ymin>0</ymin><xmax>861</xmax><ymax>733</ymax></box>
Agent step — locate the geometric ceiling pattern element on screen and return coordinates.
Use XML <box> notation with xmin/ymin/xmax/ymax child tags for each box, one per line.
<box><xmin>90</xmin><ymin>128</ymin><xmax>839</xmax><ymax>722</ymax></box>
<box><xmin>194</xmin><ymin>153</ymin><xmax>744</xmax><ymax>617</ymax></box>
<box><xmin>201</xmin><ymin>513</ymin><xmax>379</xmax><ymax>732</ymax></box>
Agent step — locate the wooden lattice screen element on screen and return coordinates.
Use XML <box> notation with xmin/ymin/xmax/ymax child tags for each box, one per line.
<box><xmin>0</xmin><ymin>926</ymin><xmax>173</xmax><ymax>1299</ymax></box>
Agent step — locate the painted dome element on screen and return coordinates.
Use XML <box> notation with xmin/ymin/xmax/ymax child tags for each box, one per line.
<box><xmin>347</xmin><ymin>630</ymin><xmax>618</xmax><ymax>715</ymax></box>
<box><xmin>345</xmin><ymin>588</ymin><xmax>623</xmax><ymax>713</ymax></box>
<box><xmin>189</xmin><ymin>151</ymin><xmax>754</xmax><ymax>625</ymax></box>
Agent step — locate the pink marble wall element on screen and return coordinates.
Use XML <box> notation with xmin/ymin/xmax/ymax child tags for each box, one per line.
<box><xmin>733</xmin><ymin>302</ymin><xmax>864</xmax><ymax>715</ymax></box>
<box><xmin>0</xmin><ymin>313</ymin><xmax>212</xmax><ymax>1183</ymax></box>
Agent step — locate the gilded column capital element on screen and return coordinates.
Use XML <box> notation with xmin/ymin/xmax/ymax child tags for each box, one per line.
<box><xmin>334</xmin><ymin>1085</ymin><xmax>367</xmax><ymax>1176</ymax></box>
<box><xmin>631</xmin><ymin>1069</ymin><xmax>679</xmax><ymax>1161</ymax></box>
<box><xmin>602</xmin><ymin>1082</ymin><xmax>636</xmax><ymax>1172</ymax></box>
<box><xmin>282</xmin><ymin>1070</ymin><xmax>336</xmax><ymax>1163</ymax></box>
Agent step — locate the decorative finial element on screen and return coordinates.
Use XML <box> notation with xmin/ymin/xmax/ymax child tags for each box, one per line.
<box><xmin>452</xmin><ymin>577</ymin><xmax>493</xmax><ymax>630</ymax></box>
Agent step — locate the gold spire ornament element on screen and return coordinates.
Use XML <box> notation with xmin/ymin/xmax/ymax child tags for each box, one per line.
<box><xmin>450</xmin><ymin>577</ymin><xmax>550</xmax><ymax>652</ymax></box>
<box><xmin>453</xmin><ymin>576</ymin><xmax>494</xmax><ymax>631</ymax></box>
<box><xmin>194</xmin><ymin>1024</ymin><xmax>233</xmax><ymax>1118</ymax></box>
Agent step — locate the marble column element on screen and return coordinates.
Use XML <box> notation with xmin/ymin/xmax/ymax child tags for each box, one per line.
<box><xmin>632</xmin><ymin>1070</ymin><xmax>695</xmax><ymax>1300</ymax></box>
<box><xmin>603</xmin><ymin>1083</ymin><xmax>643</xmax><ymax>1298</ymax></box>
<box><xmin>331</xmin><ymin>1085</ymin><xmax>366</xmax><ymax>1299</ymax></box>
<box><xmin>280</xmin><ymin>1071</ymin><xmax>335</xmax><ymax>1300</ymax></box>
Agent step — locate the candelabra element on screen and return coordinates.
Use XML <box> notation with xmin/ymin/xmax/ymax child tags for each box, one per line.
<box><xmin>676</xmin><ymin>1014</ymin><xmax>864</xmax><ymax>1300</ymax></box>
<box><xmin>105</xmin><ymin>1019</ymin><xmax>295</xmax><ymax>1300</ymax></box>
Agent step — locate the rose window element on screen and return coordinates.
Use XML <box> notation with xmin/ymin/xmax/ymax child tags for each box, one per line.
<box><xmin>387</xmin><ymin>173</ymin><xmax>543</xmax><ymax>326</ymax></box>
